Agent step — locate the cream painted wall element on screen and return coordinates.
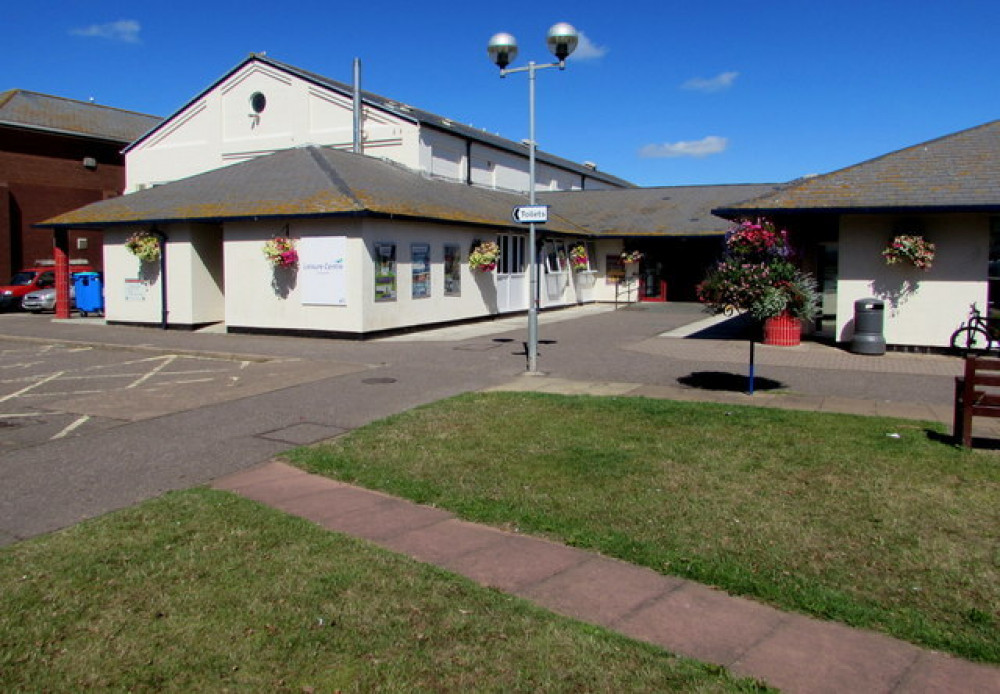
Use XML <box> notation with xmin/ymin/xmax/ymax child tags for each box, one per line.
<box><xmin>104</xmin><ymin>219</ymin><xmax>623</xmax><ymax>334</ymax></box>
<box><xmin>103</xmin><ymin>228</ymin><xmax>163</xmax><ymax>324</ymax></box>
<box><xmin>103</xmin><ymin>225</ymin><xmax>224</xmax><ymax>327</ymax></box>
<box><xmin>165</xmin><ymin>224</ymin><xmax>225</xmax><ymax>326</ymax></box>
<box><xmin>222</xmin><ymin>218</ymin><xmax>521</xmax><ymax>335</ymax></box>
<box><xmin>126</xmin><ymin>61</ymin><xmax>418</xmax><ymax>192</ymax></box>
<box><xmin>360</xmin><ymin>219</ymin><xmax>502</xmax><ymax>333</ymax></box>
<box><xmin>836</xmin><ymin>214</ymin><xmax>989</xmax><ymax>347</ymax></box>
<box><xmin>223</xmin><ymin>219</ymin><xmax>365</xmax><ymax>334</ymax></box>
<box><xmin>128</xmin><ymin>59</ymin><xmax>625</xmax><ymax>196</ymax></box>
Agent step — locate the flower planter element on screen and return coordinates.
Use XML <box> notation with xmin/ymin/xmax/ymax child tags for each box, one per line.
<box><xmin>764</xmin><ymin>313</ymin><xmax>801</xmax><ymax>346</ymax></box>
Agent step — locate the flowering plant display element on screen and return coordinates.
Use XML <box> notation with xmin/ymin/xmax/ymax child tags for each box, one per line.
<box><xmin>263</xmin><ymin>236</ymin><xmax>299</xmax><ymax>269</ymax></box>
<box><xmin>125</xmin><ymin>231</ymin><xmax>161</xmax><ymax>263</ymax></box>
<box><xmin>620</xmin><ymin>250</ymin><xmax>644</xmax><ymax>264</ymax></box>
<box><xmin>882</xmin><ymin>234</ymin><xmax>935</xmax><ymax>271</ymax></box>
<box><xmin>569</xmin><ymin>244</ymin><xmax>590</xmax><ymax>271</ymax></box>
<box><xmin>469</xmin><ymin>240</ymin><xmax>500</xmax><ymax>272</ymax></box>
<box><xmin>697</xmin><ymin>217</ymin><xmax>819</xmax><ymax>321</ymax></box>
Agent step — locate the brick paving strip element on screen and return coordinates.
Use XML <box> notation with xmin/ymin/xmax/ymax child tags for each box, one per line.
<box><xmin>213</xmin><ymin>461</ymin><xmax>1000</xmax><ymax>693</ymax></box>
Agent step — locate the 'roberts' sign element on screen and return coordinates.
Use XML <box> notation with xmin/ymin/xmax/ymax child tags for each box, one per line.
<box><xmin>511</xmin><ymin>205</ymin><xmax>549</xmax><ymax>224</ymax></box>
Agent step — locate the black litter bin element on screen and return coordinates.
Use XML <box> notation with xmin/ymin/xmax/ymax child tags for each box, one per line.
<box><xmin>851</xmin><ymin>297</ymin><xmax>885</xmax><ymax>355</ymax></box>
<box><xmin>73</xmin><ymin>272</ymin><xmax>104</xmax><ymax>317</ymax></box>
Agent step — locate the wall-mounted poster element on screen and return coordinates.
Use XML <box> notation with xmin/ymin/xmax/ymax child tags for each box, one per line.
<box><xmin>444</xmin><ymin>244</ymin><xmax>461</xmax><ymax>296</ymax></box>
<box><xmin>374</xmin><ymin>242</ymin><xmax>397</xmax><ymax>302</ymax></box>
<box><xmin>124</xmin><ymin>278</ymin><xmax>148</xmax><ymax>301</ymax></box>
<box><xmin>606</xmin><ymin>254</ymin><xmax>625</xmax><ymax>285</ymax></box>
<box><xmin>411</xmin><ymin>243</ymin><xmax>430</xmax><ymax>299</ymax></box>
<box><xmin>300</xmin><ymin>236</ymin><xmax>347</xmax><ymax>306</ymax></box>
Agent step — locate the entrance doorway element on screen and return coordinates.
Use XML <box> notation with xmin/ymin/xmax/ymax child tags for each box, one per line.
<box><xmin>816</xmin><ymin>242</ymin><xmax>838</xmax><ymax>337</ymax></box>
<box><xmin>496</xmin><ymin>234</ymin><xmax>527</xmax><ymax>313</ymax></box>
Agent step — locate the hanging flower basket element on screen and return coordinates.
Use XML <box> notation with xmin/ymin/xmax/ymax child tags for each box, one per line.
<box><xmin>263</xmin><ymin>236</ymin><xmax>299</xmax><ymax>269</ymax></box>
<box><xmin>469</xmin><ymin>241</ymin><xmax>499</xmax><ymax>273</ymax></box>
<box><xmin>620</xmin><ymin>250</ymin><xmax>644</xmax><ymax>265</ymax></box>
<box><xmin>882</xmin><ymin>234</ymin><xmax>935</xmax><ymax>271</ymax></box>
<box><xmin>569</xmin><ymin>244</ymin><xmax>589</xmax><ymax>272</ymax></box>
<box><xmin>125</xmin><ymin>231</ymin><xmax>161</xmax><ymax>263</ymax></box>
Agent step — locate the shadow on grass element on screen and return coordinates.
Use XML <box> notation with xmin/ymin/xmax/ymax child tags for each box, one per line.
<box><xmin>678</xmin><ymin>371</ymin><xmax>785</xmax><ymax>393</ymax></box>
<box><xmin>925</xmin><ymin>428</ymin><xmax>1000</xmax><ymax>450</ymax></box>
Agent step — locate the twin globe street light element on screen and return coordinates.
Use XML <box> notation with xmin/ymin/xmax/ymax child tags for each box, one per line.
<box><xmin>487</xmin><ymin>23</ymin><xmax>579</xmax><ymax>373</ymax></box>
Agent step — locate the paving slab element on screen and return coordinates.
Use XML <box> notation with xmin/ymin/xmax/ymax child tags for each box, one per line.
<box><xmin>519</xmin><ymin>555</ymin><xmax>685</xmax><ymax>627</ymax></box>
<box><xmin>731</xmin><ymin>612</ymin><xmax>921</xmax><ymax>693</ymax></box>
<box><xmin>614</xmin><ymin>582</ymin><xmax>790</xmax><ymax>666</ymax></box>
<box><xmin>438</xmin><ymin>533</ymin><xmax>589</xmax><ymax>592</ymax></box>
<box><xmin>214</xmin><ymin>467</ymin><xmax>344</xmax><ymax>505</ymax></box>
<box><xmin>315</xmin><ymin>496</ymin><xmax>453</xmax><ymax>542</ymax></box>
<box><xmin>895</xmin><ymin>650</ymin><xmax>1000</xmax><ymax>693</ymax></box>
<box><xmin>378</xmin><ymin>518</ymin><xmax>510</xmax><ymax>564</ymax></box>
<box><xmin>265</xmin><ymin>485</ymin><xmax>391</xmax><ymax>523</ymax></box>
<box><xmin>212</xmin><ymin>460</ymin><xmax>310</xmax><ymax>492</ymax></box>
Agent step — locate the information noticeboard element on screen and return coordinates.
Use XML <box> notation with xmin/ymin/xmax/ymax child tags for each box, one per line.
<box><xmin>299</xmin><ymin>236</ymin><xmax>347</xmax><ymax>306</ymax></box>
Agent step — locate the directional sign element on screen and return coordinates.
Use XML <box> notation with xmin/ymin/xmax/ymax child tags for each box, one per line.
<box><xmin>512</xmin><ymin>205</ymin><xmax>549</xmax><ymax>224</ymax></box>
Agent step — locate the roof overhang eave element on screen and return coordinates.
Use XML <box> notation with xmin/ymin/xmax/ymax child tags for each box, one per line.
<box><xmin>712</xmin><ymin>204</ymin><xmax>1000</xmax><ymax>218</ymax></box>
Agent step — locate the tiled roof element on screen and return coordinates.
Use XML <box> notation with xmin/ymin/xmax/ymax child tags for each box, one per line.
<box><xmin>40</xmin><ymin>145</ymin><xmax>775</xmax><ymax>238</ymax></box>
<box><xmin>0</xmin><ymin>90</ymin><xmax>161</xmax><ymax>144</ymax></box>
<box><xmin>540</xmin><ymin>184</ymin><xmax>783</xmax><ymax>236</ymax></box>
<box><xmin>715</xmin><ymin>120</ymin><xmax>1000</xmax><ymax>215</ymax></box>
<box><xmin>126</xmin><ymin>54</ymin><xmax>634</xmax><ymax>189</ymax></box>
<box><xmin>40</xmin><ymin>145</ymin><xmax>589</xmax><ymax>235</ymax></box>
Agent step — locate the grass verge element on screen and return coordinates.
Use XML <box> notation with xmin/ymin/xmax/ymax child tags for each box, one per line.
<box><xmin>288</xmin><ymin>392</ymin><xmax>1000</xmax><ymax>663</ymax></box>
<box><xmin>0</xmin><ymin>488</ymin><xmax>766</xmax><ymax>692</ymax></box>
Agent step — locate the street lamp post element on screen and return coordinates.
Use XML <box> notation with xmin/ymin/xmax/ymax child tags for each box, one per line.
<box><xmin>487</xmin><ymin>23</ymin><xmax>579</xmax><ymax>373</ymax></box>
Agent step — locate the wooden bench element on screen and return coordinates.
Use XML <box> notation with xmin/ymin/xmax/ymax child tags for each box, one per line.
<box><xmin>953</xmin><ymin>356</ymin><xmax>1000</xmax><ymax>447</ymax></box>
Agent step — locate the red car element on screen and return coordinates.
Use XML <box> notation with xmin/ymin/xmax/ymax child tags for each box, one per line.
<box><xmin>0</xmin><ymin>264</ymin><xmax>94</xmax><ymax>312</ymax></box>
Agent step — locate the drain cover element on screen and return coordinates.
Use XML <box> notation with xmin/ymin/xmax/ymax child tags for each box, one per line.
<box><xmin>362</xmin><ymin>377</ymin><xmax>397</xmax><ymax>385</ymax></box>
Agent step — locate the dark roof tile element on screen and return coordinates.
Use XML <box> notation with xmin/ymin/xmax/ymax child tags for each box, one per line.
<box><xmin>0</xmin><ymin>90</ymin><xmax>161</xmax><ymax>144</ymax></box>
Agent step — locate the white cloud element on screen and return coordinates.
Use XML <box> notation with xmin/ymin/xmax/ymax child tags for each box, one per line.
<box><xmin>639</xmin><ymin>136</ymin><xmax>729</xmax><ymax>159</ymax></box>
<box><xmin>681</xmin><ymin>71</ymin><xmax>739</xmax><ymax>93</ymax></box>
<box><xmin>70</xmin><ymin>19</ymin><xmax>142</xmax><ymax>44</ymax></box>
<box><xmin>570</xmin><ymin>32</ymin><xmax>608</xmax><ymax>60</ymax></box>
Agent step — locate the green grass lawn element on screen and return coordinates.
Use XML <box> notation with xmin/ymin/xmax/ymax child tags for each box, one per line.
<box><xmin>0</xmin><ymin>488</ymin><xmax>766</xmax><ymax>692</ymax></box>
<box><xmin>288</xmin><ymin>392</ymin><xmax>1000</xmax><ymax>663</ymax></box>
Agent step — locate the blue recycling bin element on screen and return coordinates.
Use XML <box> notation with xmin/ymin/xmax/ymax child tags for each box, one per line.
<box><xmin>73</xmin><ymin>272</ymin><xmax>104</xmax><ymax>316</ymax></box>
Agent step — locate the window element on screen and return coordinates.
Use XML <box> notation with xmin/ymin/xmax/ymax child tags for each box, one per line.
<box><xmin>498</xmin><ymin>235</ymin><xmax>525</xmax><ymax>274</ymax></box>
<box><xmin>989</xmin><ymin>219</ymin><xmax>1000</xmax><ymax>317</ymax></box>
<box><xmin>249</xmin><ymin>92</ymin><xmax>267</xmax><ymax>114</ymax></box>
<box><xmin>544</xmin><ymin>240</ymin><xmax>569</xmax><ymax>273</ymax></box>
<box><xmin>374</xmin><ymin>243</ymin><xmax>397</xmax><ymax>302</ymax></box>
<box><xmin>411</xmin><ymin>244</ymin><xmax>430</xmax><ymax>299</ymax></box>
<box><xmin>444</xmin><ymin>244</ymin><xmax>461</xmax><ymax>296</ymax></box>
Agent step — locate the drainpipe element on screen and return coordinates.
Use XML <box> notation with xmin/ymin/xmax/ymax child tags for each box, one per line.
<box><xmin>466</xmin><ymin>139</ymin><xmax>472</xmax><ymax>185</ymax></box>
<box><xmin>154</xmin><ymin>229</ymin><xmax>168</xmax><ymax>330</ymax></box>
<box><xmin>353</xmin><ymin>58</ymin><xmax>362</xmax><ymax>154</ymax></box>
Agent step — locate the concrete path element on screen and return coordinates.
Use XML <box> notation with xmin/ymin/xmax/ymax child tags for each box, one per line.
<box><xmin>214</xmin><ymin>461</ymin><xmax>1000</xmax><ymax>694</ymax></box>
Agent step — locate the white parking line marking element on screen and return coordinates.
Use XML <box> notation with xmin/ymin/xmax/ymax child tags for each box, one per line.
<box><xmin>126</xmin><ymin>355</ymin><xmax>176</xmax><ymax>389</ymax></box>
<box><xmin>0</xmin><ymin>371</ymin><xmax>65</xmax><ymax>403</ymax></box>
<box><xmin>52</xmin><ymin>415</ymin><xmax>90</xmax><ymax>440</ymax></box>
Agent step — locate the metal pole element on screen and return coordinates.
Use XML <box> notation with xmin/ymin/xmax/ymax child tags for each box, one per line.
<box><xmin>527</xmin><ymin>61</ymin><xmax>539</xmax><ymax>373</ymax></box>
<box><xmin>352</xmin><ymin>58</ymin><xmax>362</xmax><ymax>154</ymax></box>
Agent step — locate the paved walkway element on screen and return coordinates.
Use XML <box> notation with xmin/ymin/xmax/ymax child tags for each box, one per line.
<box><xmin>214</xmin><ymin>460</ymin><xmax>1000</xmax><ymax>694</ymax></box>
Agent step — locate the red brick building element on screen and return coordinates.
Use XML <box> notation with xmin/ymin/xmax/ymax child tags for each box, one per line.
<box><xmin>0</xmin><ymin>90</ymin><xmax>160</xmax><ymax>281</ymax></box>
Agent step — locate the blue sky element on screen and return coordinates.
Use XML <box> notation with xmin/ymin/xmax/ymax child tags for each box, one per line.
<box><xmin>8</xmin><ymin>1</ymin><xmax>1000</xmax><ymax>187</ymax></box>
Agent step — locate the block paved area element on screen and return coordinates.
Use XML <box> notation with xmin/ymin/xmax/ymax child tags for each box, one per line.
<box><xmin>214</xmin><ymin>461</ymin><xmax>1000</xmax><ymax>694</ymax></box>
